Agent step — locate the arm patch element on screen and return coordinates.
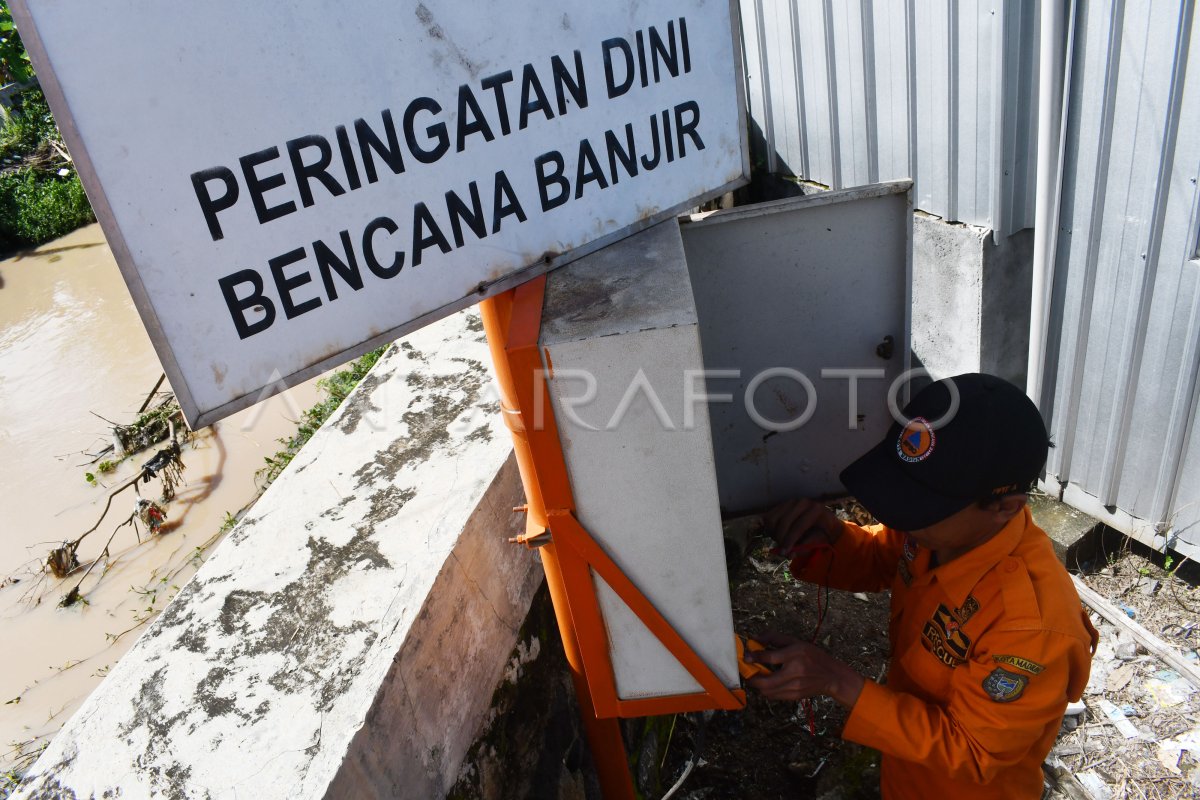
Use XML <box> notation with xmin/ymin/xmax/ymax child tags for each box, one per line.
<box><xmin>983</xmin><ymin>667</ymin><xmax>1029</xmax><ymax>702</ymax></box>
<box><xmin>992</xmin><ymin>654</ymin><xmax>1044</xmax><ymax>675</ymax></box>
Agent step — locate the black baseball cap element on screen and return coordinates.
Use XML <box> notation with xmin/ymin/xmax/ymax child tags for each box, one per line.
<box><xmin>839</xmin><ymin>373</ymin><xmax>1050</xmax><ymax>531</ymax></box>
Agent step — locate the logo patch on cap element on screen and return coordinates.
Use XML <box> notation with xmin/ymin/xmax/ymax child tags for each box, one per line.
<box><xmin>897</xmin><ymin>417</ymin><xmax>935</xmax><ymax>463</ymax></box>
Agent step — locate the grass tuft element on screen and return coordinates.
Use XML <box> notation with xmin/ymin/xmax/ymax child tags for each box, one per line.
<box><xmin>258</xmin><ymin>346</ymin><xmax>387</xmax><ymax>486</ymax></box>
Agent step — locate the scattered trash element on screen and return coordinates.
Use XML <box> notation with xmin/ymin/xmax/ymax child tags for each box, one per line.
<box><xmin>1137</xmin><ymin>577</ymin><xmax>1163</xmax><ymax>597</ymax></box>
<box><xmin>135</xmin><ymin>498</ymin><xmax>168</xmax><ymax>535</ymax></box>
<box><xmin>1052</xmin><ymin>549</ymin><xmax>1200</xmax><ymax>797</ymax></box>
<box><xmin>851</xmin><ymin>592</ymin><xmax>870</xmax><ymax>602</ymax></box>
<box><xmin>1145</xmin><ymin>670</ymin><xmax>1195</xmax><ymax>708</ymax></box>
<box><xmin>1156</xmin><ymin>729</ymin><xmax>1200</xmax><ymax>776</ymax></box>
<box><xmin>1096</xmin><ymin>698</ymin><xmax>1141</xmax><ymax>739</ymax></box>
<box><xmin>1076</xmin><ymin>770</ymin><xmax>1113</xmax><ymax>799</ymax></box>
<box><xmin>1064</xmin><ymin>700</ymin><xmax>1087</xmax><ymax>717</ymax></box>
<box><xmin>747</xmin><ymin>557</ymin><xmax>782</xmax><ymax>575</ymax></box>
<box><xmin>1120</xmin><ymin>603</ymin><xmax>1138</xmax><ymax>619</ymax></box>
<box><xmin>1106</xmin><ymin>662</ymin><xmax>1137</xmax><ymax>692</ymax></box>
<box><xmin>1115</xmin><ymin>640</ymin><xmax>1139</xmax><ymax>661</ymax></box>
<box><xmin>1163</xmin><ymin>622</ymin><xmax>1198</xmax><ymax>641</ymax></box>
<box><xmin>1052</xmin><ymin>741</ymin><xmax>1106</xmax><ymax>756</ymax></box>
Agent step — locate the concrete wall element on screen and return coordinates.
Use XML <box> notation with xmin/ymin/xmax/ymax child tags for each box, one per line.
<box><xmin>448</xmin><ymin>587</ymin><xmax>601</xmax><ymax>800</ymax></box>
<box><xmin>15</xmin><ymin>310</ymin><xmax>544</xmax><ymax>799</ymax></box>
<box><xmin>910</xmin><ymin>214</ymin><xmax>1034</xmax><ymax>386</ymax></box>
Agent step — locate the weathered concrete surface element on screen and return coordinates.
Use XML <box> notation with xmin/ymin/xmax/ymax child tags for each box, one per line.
<box><xmin>1029</xmin><ymin>493</ymin><xmax>1104</xmax><ymax>570</ymax></box>
<box><xmin>15</xmin><ymin>310</ymin><xmax>542</xmax><ymax>799</ymax></box>
<box><xmin>449</xmin><ymin>586</ymin><xmax>600</xmax><ymax>800</ymax></box>
<box><xmin>911</xmin><ymin>215</ymin><xmax>1034</xmax><ymax>386</ymax></box>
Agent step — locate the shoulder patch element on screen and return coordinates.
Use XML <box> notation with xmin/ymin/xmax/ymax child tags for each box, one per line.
<box><xmin>983</xmin><ymin>667</ymin><xmax>1029</xmax><ymax>702</ymax></box>
<box><xmin>992</xmin><ymin>654</ymin><xmax>1044</xmax><ymax>675</ymax></box>
<box><xmin>956</xmin><ymin>596</ymin><xmax>980</xmax><ymax>623</ymax></box>
<box><xmin>922</xmin><ymin>604</ymin><xmax>972</xmax><ymax>668</ymax></box>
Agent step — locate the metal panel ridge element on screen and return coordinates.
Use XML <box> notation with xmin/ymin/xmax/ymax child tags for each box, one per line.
<box><xmin>740</xmin><ymin>0</ymin><xmax>1035</xmax><ymax>233</ymax></box>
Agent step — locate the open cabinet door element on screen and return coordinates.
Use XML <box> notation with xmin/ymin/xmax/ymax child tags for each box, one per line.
<box><xmin>681</xmin><ymin>181</ymin><xmax>913</xmax><ymax>514</ymax></box>
<box><xmin>534</xmin><ymin>182</ymin><xmax>911</xmax><ymax>713</ymax></box>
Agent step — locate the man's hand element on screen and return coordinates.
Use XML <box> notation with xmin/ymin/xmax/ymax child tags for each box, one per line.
<box><xmin>764</xmin><ymin>498</ymin><xmax>844</xmax><ymax>556</ymax></box>
<box><xmin>745</xmin><ymin>633</ymin><xmax>866</xmax><ymax>709</ymax></box>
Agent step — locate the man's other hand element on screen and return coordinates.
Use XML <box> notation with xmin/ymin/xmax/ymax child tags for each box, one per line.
<box><xmin>764</xmin><ymin>498</ymin><xmax>844</xmax><ymax>556</ymax></box>
<box><xmin>745</xmin><ymin>633</ymin><xmax>865</xmax><ymax>709</ymax></box>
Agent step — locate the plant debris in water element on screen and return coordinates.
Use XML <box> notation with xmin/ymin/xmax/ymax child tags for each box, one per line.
<box><xmin>113</xmin><ymin>401</ymin><xmax>184</xmax><ymax>456</ymax></box>
<box><xmin>45</xmin><ymin>543</ymin><xmax>78</xmax><ymax>580</ymax></box>
<box><xmin>38</xmin><ymin>392</ymin><xmax>190</xmax><ymax>607</ymax></box>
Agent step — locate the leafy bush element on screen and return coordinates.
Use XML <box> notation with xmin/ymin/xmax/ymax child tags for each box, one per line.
<box><xmin>0</xmin><ymin>1</ymin><xmax>32</xmax><ymax>85</ymax></box>
<box><xmin>0</xmin><ymin>89</ymin><xmax>95</xmax><ymax>251</ymax></box>
<box><xmin>0</xmin><ymin>89</ymin><xmax>57</xmax><ymax>158</ymax></box>
<box><xmin>0</xmin><ymin>168</ymin><xmax>94</xmax><ymax>249</ymax></box>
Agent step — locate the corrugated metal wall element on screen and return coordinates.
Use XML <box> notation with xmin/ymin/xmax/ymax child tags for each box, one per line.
<box><xmin>1042</xmin><ymin>0</ymin><xmax>1200</xmax><ymax>558</ymax></box>
<box><xmin>739</xmin><ymin>0</ymin><xmax>1038</xmax><ymax>235</ymax></box>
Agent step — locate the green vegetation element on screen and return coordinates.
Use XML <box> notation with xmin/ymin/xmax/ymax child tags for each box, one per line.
<box><xmin>113</xmin><ymin>402</ymin><xmax>182</xmax><ymax>454</ymax></box>
<box><xmin>0</xmin><ymin>89</ymin><xmax>95</xmax><ymax>251</ymax></box>
<box><xmin>0</xmin><ymin>2</ymin><xmax>31</xmax><ymax>84</ymax></box>
<box><xmin>0</xmin><ymin>4</ymin><xmax>96</xmax><ymax>252</ymax></box>
<box><xmin>259</xmin><ymin>346</ymin><xmax>388</xmax><ymax>486</ymax></box>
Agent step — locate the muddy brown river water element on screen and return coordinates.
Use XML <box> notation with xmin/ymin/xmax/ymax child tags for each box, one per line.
<box><xmin>0</xmin><ymin>224</ymin><xmax>324</xmax><ymax>773</ymax></box>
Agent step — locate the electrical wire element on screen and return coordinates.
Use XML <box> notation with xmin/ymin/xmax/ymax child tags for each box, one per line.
<box><xmin>800</xmin><ymin>549</ymin><xmax>835</xmax><ymax>736</ymax></box>
<box><xmin>659</xmin><ymin>710</ymin><xmax>712</xmax><ymax>800</ymax></box>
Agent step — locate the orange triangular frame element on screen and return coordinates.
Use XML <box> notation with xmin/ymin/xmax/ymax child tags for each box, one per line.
<box><xmin>486</xmin><ymin>274</ymin><xmax>744</xmax><ymax>719</ymax></box>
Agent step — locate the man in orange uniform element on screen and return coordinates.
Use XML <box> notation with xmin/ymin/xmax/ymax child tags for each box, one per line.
<box><xmin>748</xmin><ymin>373</ymin><xmax>1097</xmax><ymax>799</ymax></box>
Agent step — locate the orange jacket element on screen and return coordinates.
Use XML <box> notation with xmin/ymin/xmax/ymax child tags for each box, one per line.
<box><xmin>793</xmin><ymin>507</ymin><xmax>1097</xmax><ymax>799</ymax></box>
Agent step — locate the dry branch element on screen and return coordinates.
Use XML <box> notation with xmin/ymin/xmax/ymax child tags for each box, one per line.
<box><xmin>1072</xmin><ymin>575</ymin><xmax>1200</xmax><ymax>689</ymax></box>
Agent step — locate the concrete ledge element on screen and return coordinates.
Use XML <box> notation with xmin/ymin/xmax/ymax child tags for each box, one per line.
<box><xmin>1029</xmin><ymin>493</ymin><xmax>1103</xmax><ymax>569</ymax></box>
<box><xmin>911</xmin><ymin>214</ymin><xmax>1034</xmax><ymax>386</ymax></box>
<box><xmin>16</xmin><ymin>310</ymin><xmax>541</xmax><ymax>799</ymax></box>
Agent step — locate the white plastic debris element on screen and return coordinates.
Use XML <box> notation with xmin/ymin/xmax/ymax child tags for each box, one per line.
<box><xmin>1064</xmin><ymin>700</ymin><xmax>1087</xmax><ymax>717</ymax></box>
<box><xmin>1095</xmin><ymin>698</ymin><xmax>1140</xmax><ymax>739</ymax></box>
<box><xmin>1076</xmin><ymin>771</ymin><xmax>1113</xmax><ymax>800</ymax></box>
<box><xmin>1114</xmin><ymin>630</ymin><xmax>1139</xmax><ymax>660</ymax></box>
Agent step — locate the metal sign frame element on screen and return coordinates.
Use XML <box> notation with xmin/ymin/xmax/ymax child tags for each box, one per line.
<box><xmin>481</xmin><ymin>275</ymin><xmax>746</xmax><ymax>798</ymax></box>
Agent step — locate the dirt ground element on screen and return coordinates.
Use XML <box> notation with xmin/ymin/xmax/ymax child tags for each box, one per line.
<box><xmin>658</xmin><ymin>503</ymin><xmax>1200</xmax><ymax>800</ymax></box>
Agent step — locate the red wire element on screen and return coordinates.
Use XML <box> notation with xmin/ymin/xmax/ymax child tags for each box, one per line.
<box><xmin>801</xmin><ymin>550</ymin><xmax>834</xmax><ymax>736</ymax></box>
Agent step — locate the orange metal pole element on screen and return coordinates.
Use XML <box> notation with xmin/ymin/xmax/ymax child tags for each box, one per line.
<box><xmin>479</xmin><ymin>288</ymin><xmax>637</xmax><ymax>800</ymax></box>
